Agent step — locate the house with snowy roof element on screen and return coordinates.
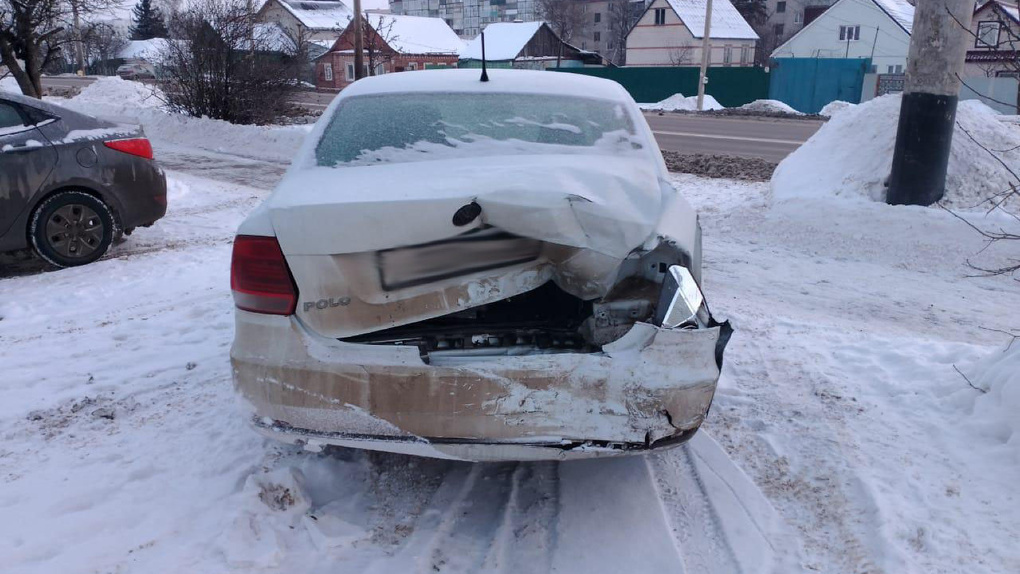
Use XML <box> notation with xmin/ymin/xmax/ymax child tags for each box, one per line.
<box><xmin>459</xmin><ymin>22</ymin><xmax>605</xmax><ymax>69</ymax></box>
<box><xmin>625</xmin><ymin>0</ymin><xmax>759</xmax><ymax>67</ymax></box>
<box><xmin>770</xmin><ymin>0</ymin><xmax>913</xmax><ymax>74</ymax></box>
<box><xmin>256</xmin><ymin>0</ymin><xmax>390</xmax><ymax>46</ymax></box>
<box><xmin>315</xmin><ymin>14</ymin><xmax>463</xmax><ymax>90</ymax></box>
<box><xmin>965</xmin><ymin>0</ymin><xmax>1020</xmax><ymax>78</ymax></box>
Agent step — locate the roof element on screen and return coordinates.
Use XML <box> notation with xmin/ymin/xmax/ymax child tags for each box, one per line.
<box><xmin>460</xmin><ymin>21</ymin><xmax>545</xmax><ymax>60</ymax></box>
<box><xmin>338</xmin><ymin>69</ymin><xmax>633</xmax><ymax>102</ymax></box>
<box><xmin>117</xmin><ymin>38</ymin><xmax>168</xmax><ymax>60</ymax></box>
<box><xmin>664</xmin><ymin>0</ymin><xmax>758</xmax><ymax>40</ymax></box>
<box><xmin>277</xmin><ymin>0</ymin><xmax>352</xmax><ymax>31</ymax></box>
<box><xmin>367</xmin><ymin>14</ymin><xmax>463</xmax><ymax>54</ymax></box>
<box><xmin>976</xmin><ymin>0</ymin><xmax>1020</xmax><ymax>23</ymax></box>
<box><xmin>871</xmin><ymin>0</ymin><xmax>914</xmax><ymax>34</ymax></box>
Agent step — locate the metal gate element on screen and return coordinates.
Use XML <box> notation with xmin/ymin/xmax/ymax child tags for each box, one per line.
<box><xmin>767</xmin><ymin>58</ymin><xmax>871</xmax><ymax>114</ymax></box>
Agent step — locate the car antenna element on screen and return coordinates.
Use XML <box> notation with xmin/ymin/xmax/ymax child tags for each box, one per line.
<box><xmin>480</xmin><ymin>31</ymin><xmax>489</xmax><ymax>82</ymax></box>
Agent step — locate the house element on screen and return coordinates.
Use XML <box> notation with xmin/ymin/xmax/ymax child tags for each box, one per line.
<box><xmin>966</xmin><ymin>0</ymin><xmax>1020</xmax><ymax>78</ymax></box>
<box><xmin>459</xmin><ymin>21</ymin><xmax>603</xmax><ymax>69</ymax></box>
<box><xmin>762</xmin><ymin>0</ymin><xmax>838</xmax><ymax>49</ymax></box>
<box><xmin>315</xmin><ymin>14</ymin><xmax>462</xmax><ymax>90</ymax></box>
<box><xmin>770</xmin><ymin>0</ymin><xmax>913</xmax><ymax>74</ymax></box>
<box><xmin>625</xmin><ymin>0</ymin><xmax>759</xmax><ymax>67</ymax></box>
<box><xmin>256</xmin><ymin>0</ymin><xmax>391</xmax><ymax>44</ymax></box>
<box><xmin>573</xmin><ymin>0</ymin><xmax>649</xmax><ymax>65</ymax></box>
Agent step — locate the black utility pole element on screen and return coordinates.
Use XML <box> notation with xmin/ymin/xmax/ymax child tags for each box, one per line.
<box><xmin>886</xmin><ymin>0</ymin><xmax>973</xmax><ymax>206</ymax></box>
<box><xmin>353</xmin><ymin>0</ymin><xmax>365</xmax><ymax>80</ymax></box>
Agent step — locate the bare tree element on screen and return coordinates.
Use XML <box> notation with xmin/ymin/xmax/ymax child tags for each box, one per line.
<box><xmin>158</xmin><ymin>0</ymin><xmax>299</xmax><ymax>124</ymax></box>
<box><xmin>81</xmin><ymin>21</ymin><xmax>126</xmax><ymax>75</ymax></box>
<box><xmin>606</xmin><ymin>0</ymin><xmax>639</xmax><ymax>66</ymax></box>
<box><xmin>668</xmin><ymin>44</ymin><xmax>693</xmax><ymax>66</ymax></box>
<box><xmin>537</xmin><ymin>0</ymin><xmax>585</xmax><ymax>66</ymax></box>
<box><xmin>362</xmin><ymin>13</ymin><xmax>398</xmax><ymax>76</ymax></box>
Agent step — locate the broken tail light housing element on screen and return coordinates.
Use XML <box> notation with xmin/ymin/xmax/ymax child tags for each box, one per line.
<box><xmin>103</xmin><ymin>138</ymin><xmax>154</xmax><ymax>160</ymax></box>
<box><xmin>231</xmin><ymin>235</ymin><xmax>298</xmax><ymax>315</ymax></box>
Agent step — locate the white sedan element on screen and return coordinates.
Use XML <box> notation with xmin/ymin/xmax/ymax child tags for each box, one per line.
<box><xmin>229</xmin><ymin>69</ymin><xmax>731</xmax><ymax>461</ymax></box>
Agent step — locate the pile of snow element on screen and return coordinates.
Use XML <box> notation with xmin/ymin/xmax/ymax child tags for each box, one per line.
<box><xmin>57</xmin><ymin>77</ymin><xmax>310</xmax><ymax>163</ymax></box>
<box><xmin>740</xmin><ymin>99</ymin><xmax>803</xmax><ymax>115</ymax></box>
<box><xmin>818</xmin><ymin>100</ymin><xmax>855</xmax><ymax>117</ymax></box>
<box><xmin>640</xmin><ymin>92</ymin><xmax>724</xmax><ymax>112</ymax></box>
<box><xmin>71</xmin><ymin>76</ymin><xmax>163</xmax><ymax>108</ymax></box>
<box><xmin>772</xmin><ymin>94</ymin><xmax>1020</xmax><ymax>208</ymax></box>
<box><xmin>0</xmin><ymin>75</ymin><xmax>22</xmax><ymax>94</ymax></box>
<box><xmin>964</xmin><ymin>345</ymin><xmax>1020</xmax><ymax>457</ymax></box>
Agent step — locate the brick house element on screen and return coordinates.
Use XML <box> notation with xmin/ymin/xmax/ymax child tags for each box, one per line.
<box><xmin>315</xmin><ymin>14</ymin><xmax>463</xmax><ymax>90</ymax></box>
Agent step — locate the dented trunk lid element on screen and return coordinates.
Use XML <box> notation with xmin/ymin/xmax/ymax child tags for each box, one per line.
<box><xmin>267</xmin><ymin>154</ymin><xmax>664</xmax><ymax>339</ymax></box>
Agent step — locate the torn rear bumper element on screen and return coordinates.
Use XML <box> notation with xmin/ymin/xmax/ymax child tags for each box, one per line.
<box><xmin>231</xmin><ymin>310</ymin><xmax>731</xmax><ymax>462</ymax></box>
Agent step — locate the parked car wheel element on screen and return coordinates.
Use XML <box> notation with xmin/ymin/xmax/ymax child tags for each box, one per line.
<box><xmin>29</xmin><ymin>191</ymin><xmax>118</xmax><ymax>267</ymax></box>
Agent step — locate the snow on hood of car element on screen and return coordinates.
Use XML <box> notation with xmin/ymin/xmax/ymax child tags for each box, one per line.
<box><xmin>266</xmin><ymin>153</ymin><xmax>665</xmax><ymax>259</ymax></box>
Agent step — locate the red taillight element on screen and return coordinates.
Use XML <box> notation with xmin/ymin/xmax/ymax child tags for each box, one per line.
<box><xmin>104</xmin><ymin>138</ymin><xmax>154</xmax><ymax>160</ymax></box>
<box><xmin>231</xmin><ymin>235</ymin><xmax>298</xmax><ymax>315</ymax></box>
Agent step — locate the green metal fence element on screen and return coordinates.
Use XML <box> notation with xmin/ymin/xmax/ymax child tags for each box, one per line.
<box><xmin>549</xmin><ymin>67</ymin><xmax>770</xmax><ymax>107</ymax></box>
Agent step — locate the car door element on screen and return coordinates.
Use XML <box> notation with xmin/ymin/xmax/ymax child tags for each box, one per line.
<box><xmin>0</xmin><ymin>99</ymin><xmax>58</xmax><ymax>239</ymax></box>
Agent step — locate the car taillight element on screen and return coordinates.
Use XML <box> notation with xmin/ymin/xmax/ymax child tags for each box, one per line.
<box><xmin>231</xmin><ymin>235</ymin><xmax>298</xmax><ymax>315</ymax></box>
<box><xmin>104</xmin><ymin>138</ymin><xmax>154</xmax><ymax>160</ymax></box>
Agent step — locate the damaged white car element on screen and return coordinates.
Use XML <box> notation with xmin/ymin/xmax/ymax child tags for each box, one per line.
<box><xmin>230</xmin><ymin>69</ymin><xmax>731</xmax><ymax>461</ymax></box>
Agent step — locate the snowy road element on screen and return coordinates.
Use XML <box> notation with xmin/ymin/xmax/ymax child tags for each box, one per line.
<box><xmin>3</xmin><ymin>112</ymin><xmax>1020</xmax><ymax>571</ymax></box>
<box><xmin>0</xmin><ymin>148</ymin><xmax>795</xmax><ymax>574</ymax></box>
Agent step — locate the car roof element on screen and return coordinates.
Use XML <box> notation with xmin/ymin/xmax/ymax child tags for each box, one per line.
<box><xmin>1</xmin><ymin>92</ymin><xmax>75</xmax><ymax>118</ymax></box>
<box><xmin>338</xmin><ymin>69</ymin><xmax>634</xmax><ymax>104</ymax></box>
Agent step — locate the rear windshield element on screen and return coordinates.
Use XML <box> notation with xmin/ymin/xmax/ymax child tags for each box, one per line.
<box><xmin>314</xmin><ymin>92</ymin><xmax>643</xmax><ymax>167</ymax></box>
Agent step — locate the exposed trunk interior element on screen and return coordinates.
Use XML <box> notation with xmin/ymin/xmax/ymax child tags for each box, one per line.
<box><xmin>343</xmin><ymin>282</ymin><xmax>597</xmax><ymax>362</ymax></box>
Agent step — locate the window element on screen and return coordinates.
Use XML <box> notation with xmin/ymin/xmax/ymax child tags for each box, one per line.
<box><xmin>315</xmin><ymin>93</ymin><xmax>643</xmax><ymax>167</ymax></box>
<box><xmin>977</xmin><ymin>21</ymin><xmax>1001</xmax><ymax>47</ymax></box>
<box><xmin>839</xmin><ymin>25</ymin><xmax>860</xmax><ymax>41</ymax></box>
<box><xmin>870</xmin><ymin>64</ymin><xmax>877</xmax><ymax>73</ymax></box>
<box><xmin>323</xmin><ymin>63</ymin><xmax>333</xmax><ymax>81</ymax></box>
<box><xmin>894</xmin><ymin>64</ymin><xmax>903</xmax><ymax>73</ymax></box>
<box><xmin>375</xmin><ymin>63</ymin><xmax>385</xmax><ymax>76</ymax></box>
<box><xmin>773</xmin><ymin>23</ymin><xmax>784</xmax><ymax>37</ymax></box>
<box><xmin>776</xmin><ymin>1</ymin><xmax>785</xmax><ymax>13</ymax></box>
<box><xmin>408</xmin><ymin>62</ymin><xmax>418</xmax><ymax>70</ymax></box>
<box><xmin>887</xmin><ymin>65</ymin><xmax>894</xmax><ymax>73</ymax></box>
<box><xmin>740</xmin><ymin>46</ymin><xmax>750</xmax><ymax>64</ymax></box>
<box><xmin>654</xmin><ymin>8</ymin><xmax>666</xmax><ymax>25</ymax></box>
<box><xmin>794</xmin><ymin>11</ymin><xmax>802</xmax><ymax>24</ymax></box>
<box><xmin>723</xmin><ymin>47</ymin><xmax>732</xmax><ymax>63</ymax></box>
<box><xmin>0</xmin><ymin>102</ymin><xmax>26</xmax><ymax>131</ymax></box>
<box><xmin>594</xmin><ymin>12</ymin><xmax>601</xmax><ymax>23</ymax></box>
<box><xmin>594</xmin><ymin>31</ymin><xmax>601</xmax><ymax>42</ymax></box>
<box><xmin>346</xmin><ymin>63</ymin><xmax>355</xmax><ymax>81</ymax></box>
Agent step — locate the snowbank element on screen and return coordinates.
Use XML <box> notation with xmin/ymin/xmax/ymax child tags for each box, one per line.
<box><xmin>1</xmin><ymin>75</ymin><xmax>22</xmax><ymax>94</ymax></box>
<box><xmin>740</xmin><ymin>99</ymin><xmax>803</xmax><ymax>115</ymax></box>
<box><xmin>818</xmin><ymin>100</ymin><xmax>855</xmax><ymax>117</ymax></box>
<box><xmin>772</xmin><ymin>94</ymin><xmax>1020</xmax><ymax>208</ymax></box>
<box><xmin>57</xmin><ymin>77</ymin><xmax>310</xmax><ymax>163</ymax></box>
<box><xmin>640</xmin><ymin>92</ymin><xmax>724</xmax><ymax>112</ymax></box>
<box><xmin>965</xmin><ymin>345</ymin><xmax>1020</xmax><ymax>455</ymax></box>
<box><xmin>72</xmin><ymin>76</ymin><xmax>164</xmax><ymax>108</ymax></box>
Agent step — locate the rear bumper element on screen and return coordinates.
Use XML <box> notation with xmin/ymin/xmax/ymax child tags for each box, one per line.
<box><xmin>116</xmin><ymin>162</ymin><xmax>167</xmax><ymax>229</ymax></box>
<box><xmin>230</xmin><ymin>311</ymin><xmax>730</xmax><ymax>462</ymax></box>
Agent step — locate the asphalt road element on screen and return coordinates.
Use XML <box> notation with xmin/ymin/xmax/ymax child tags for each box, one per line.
<box><xmin>41</xmin><ymin>76</ymin><xmax>823</xmax><ymax>161</ymax></box>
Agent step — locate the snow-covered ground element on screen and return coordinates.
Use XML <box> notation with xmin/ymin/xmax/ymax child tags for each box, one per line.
<box><xmin>640</xmin><ymin>92</ymin><xmax>725</xmax><ymax>112</ymax></box>
<box><xmin>2</xmin><ymin>78</ymin><xmax>1020</xmax><ymax>574</ymax></box>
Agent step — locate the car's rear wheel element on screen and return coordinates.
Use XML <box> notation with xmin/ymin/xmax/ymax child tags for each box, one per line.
<box><xmin>30</xmin><ymin>191</ymin><xmax>117</xmax><ymax>268</ymax></box>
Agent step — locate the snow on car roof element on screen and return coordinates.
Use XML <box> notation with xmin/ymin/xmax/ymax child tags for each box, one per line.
<box><xmin>872</xmin><ymin>0</ymin><xmax>914</xmax><ymax>34</ymax></box>
<box><xmin>278</xmin><ymin>0</ymin><xmax>352</xmax><ymax>30</ymax></box>
<box><xmin>460</xmin><ymin>21</ymin><xmax>544</xmax><ymax>61</ymax></box>
<box><xmin>367</xmin><ymin>14</ymin><xmax>463</xmax><ymax>54</ymax></box>
<box><xmin>337</xmin><ymin>68</ymin><xmax>633</xmax><ymax>102</ymax></box>
<box><xmin>665</xmin><ymin>0</ymin><xmax>758</xmax><ymax>40</ymax></box>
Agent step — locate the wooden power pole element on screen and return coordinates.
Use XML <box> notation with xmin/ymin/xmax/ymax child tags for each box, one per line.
<box><xmin>353</xmin><ymin>0</ymin><xmax>365</xmax><ymax>80</ymax></box>
<box><xmin>886</xmin><ymin>0</ymin><xmax>974</xmax><ymax>205</ymax></box>
<box><xmin>695</xmin><ymin>0</ymin><xmax>713</xmax><ymax>111</ymax></box>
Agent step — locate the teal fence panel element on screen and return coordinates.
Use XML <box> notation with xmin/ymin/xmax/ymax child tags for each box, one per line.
<box><xmin>767</xmin><ymin>58</ymin><xmax>871</xmax><ymax>114</ymax></box>
<box><xmin>550</xmin><ymin>67</ymin><xmax>770</xmax><ymax>107</ymax></box>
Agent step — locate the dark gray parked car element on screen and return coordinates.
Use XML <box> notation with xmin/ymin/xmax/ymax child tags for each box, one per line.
<box><xmin>0</xmin><ymin>92</ymin><xmax>166</xmax><ymax>267</ymax></box>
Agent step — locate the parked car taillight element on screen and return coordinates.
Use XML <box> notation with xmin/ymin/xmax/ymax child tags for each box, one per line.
<box><xmin>104</xmin><ymin>138</ymin><xmax>154</xmax><ymax>160</ymax></box>
<box><xmin>231</xmin><ymin>235</ymin><xmax>298</xmax><ymax>315</ymax></box>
